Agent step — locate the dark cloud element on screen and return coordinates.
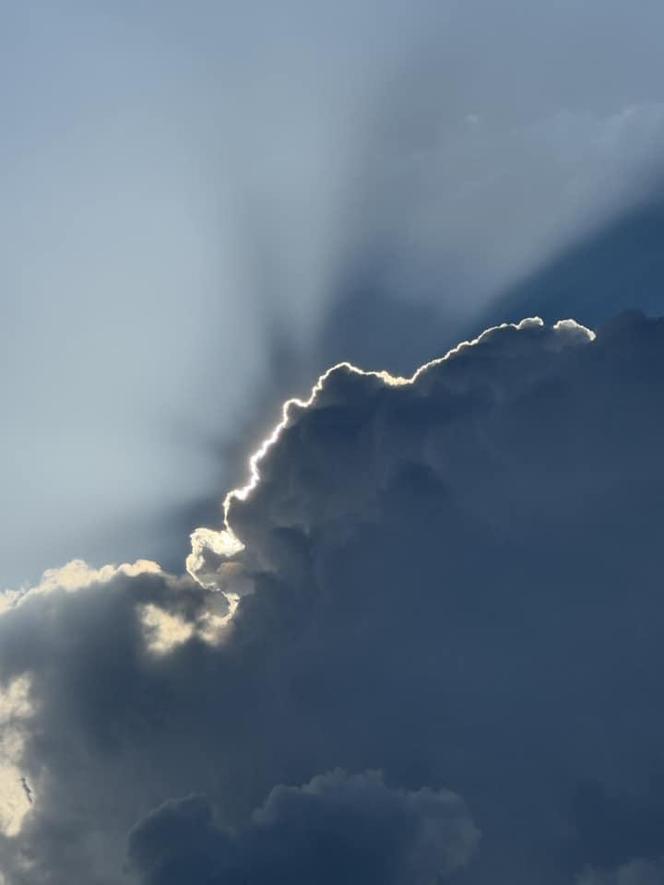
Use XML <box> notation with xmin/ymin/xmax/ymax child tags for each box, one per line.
<box><xmin>3</xmin><ymin>315</ymin><xmax>664</xmax><ymax>883</ymax></box>
<box><xmin>128</xmin><ymin>770</ymin><xmax>477</xmax><ymax>885</ymax></box>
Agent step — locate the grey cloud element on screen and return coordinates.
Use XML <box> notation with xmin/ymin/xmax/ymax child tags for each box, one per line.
<box><xmin>3</xmin><ymin>315</ymin><xmax>664</xmax><ymax>883</ymax></box>
<box><xmin>128</xmin><ymin>769</ymin><xmax>478</xmax><ymax>885</ymax></box>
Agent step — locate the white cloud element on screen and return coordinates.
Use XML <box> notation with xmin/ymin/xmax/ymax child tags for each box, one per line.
<box><xmin>0</xmin><ymin>676</ymin><xmax>34</xmax><ymax>838</ymax></box>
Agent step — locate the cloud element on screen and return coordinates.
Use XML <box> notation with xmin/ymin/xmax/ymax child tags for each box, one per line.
<box><xmin>0</xmin><ymin>561</ymin><xmax>232</xmax><ymax>883</ymax></box>
<box><xmin>0</xmin><ymin>676</ymin><xmax>33</xmax><ymax>839</ymax></box>
<box><xmin>186</xmin><ymin>316</ymin><xmax>593</xmax><ymax>597</ymax></box>
<box><xmin>128</xmin><ymin>769</ymin><xmax>478</xmax><ymax>885</ymax></box>
<box><xmin>3</xmin><ymin>314</ymin><xmax>664</xmax><ymax>882</ymax></box>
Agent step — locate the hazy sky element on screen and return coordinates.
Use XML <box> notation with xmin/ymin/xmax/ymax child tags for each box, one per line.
<box><xmin>4</xmin><ymin>0</ymin><xmax>664</xmax><ymax>586</ymax></box>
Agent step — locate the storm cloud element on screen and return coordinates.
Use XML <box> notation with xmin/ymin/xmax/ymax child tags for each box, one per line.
<box><xmin>2</xmin><ymin>314</ymin><xmax>664</xmax><ymax>882</ymax></box>
<box><xmin>128</xmin><ymin>770</ymin><xmax>478</xmax><ymax>885</ymax></box>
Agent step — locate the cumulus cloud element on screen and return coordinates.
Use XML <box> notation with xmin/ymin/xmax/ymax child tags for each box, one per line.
<box><xmin>128</xmin><ymin>769</ymin><xmax>478</xmax><ymax>885</ymax></box>
<box><xmin>3</xmin><ymin>314</ymin><xmax>664</xmax><ymax>883</ymax></box>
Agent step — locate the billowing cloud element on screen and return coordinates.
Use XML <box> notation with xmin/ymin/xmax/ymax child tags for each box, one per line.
<box><xmin>3</xmin><ymin>314</ymin><xmax>664</xmax><ymax>883</ymax></box>
<box><xmin>128</xmin><ymin>769</ymin><xmax>478</xmax><ymax>885</ymax></box>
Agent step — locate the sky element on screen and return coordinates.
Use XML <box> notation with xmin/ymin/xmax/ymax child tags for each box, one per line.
<box><xmin>5</xmin><ymin>0</ymin><xmax>664</xmax><ymax>587</ymax></box>
<box><xmin>3</xmin><ymin>2</ymin><xmax>664</xmax><ymax>883</ymax></box>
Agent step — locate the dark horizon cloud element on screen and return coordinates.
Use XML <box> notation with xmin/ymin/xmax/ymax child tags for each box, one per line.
<box><xmin>3</xmin><ymin>314</ymin><xmax>664</xmax><ymax>882</ymax></box>
<box><xmin>129</xmin><ymin>770</ymin><xmax>478</xmax><ymax>885</ymax></box>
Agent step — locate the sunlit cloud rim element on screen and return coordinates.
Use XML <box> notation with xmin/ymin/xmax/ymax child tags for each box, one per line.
<box><xmin>187</xmin><ymin>316</ymin><xmax>595</xmax><ymax>588</ymax></box>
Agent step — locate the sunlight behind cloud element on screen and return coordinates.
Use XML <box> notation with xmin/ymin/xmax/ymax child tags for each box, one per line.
<box><xmin>187</xmin><ymin>317</ymin><xmax>595</xmax><ymax>602</ymax></box>
<box><xmin>0</xmin><ymin>676</ymin><xmax>34</xmax><ymax>838</ymax></box>
<box><xmin>0</xmin><ymin>559</ymin><xmax>162</xmax><ymax>616</ymax></box>
<box><xmin>140</xmin><ymin>604</ymin><xmax>194</xmax><ymax>655</ymax></box>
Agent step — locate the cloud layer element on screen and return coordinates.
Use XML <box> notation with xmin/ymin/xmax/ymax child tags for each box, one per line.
<box><xmin>129</xmin><ymin>770</ymin><xmax>478</xmax><ymax>885</ymax></box>
<box><xmin>3</xmin><ymin>314</ymin><xmax>664</xmax><ymax>883</ymax></box>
